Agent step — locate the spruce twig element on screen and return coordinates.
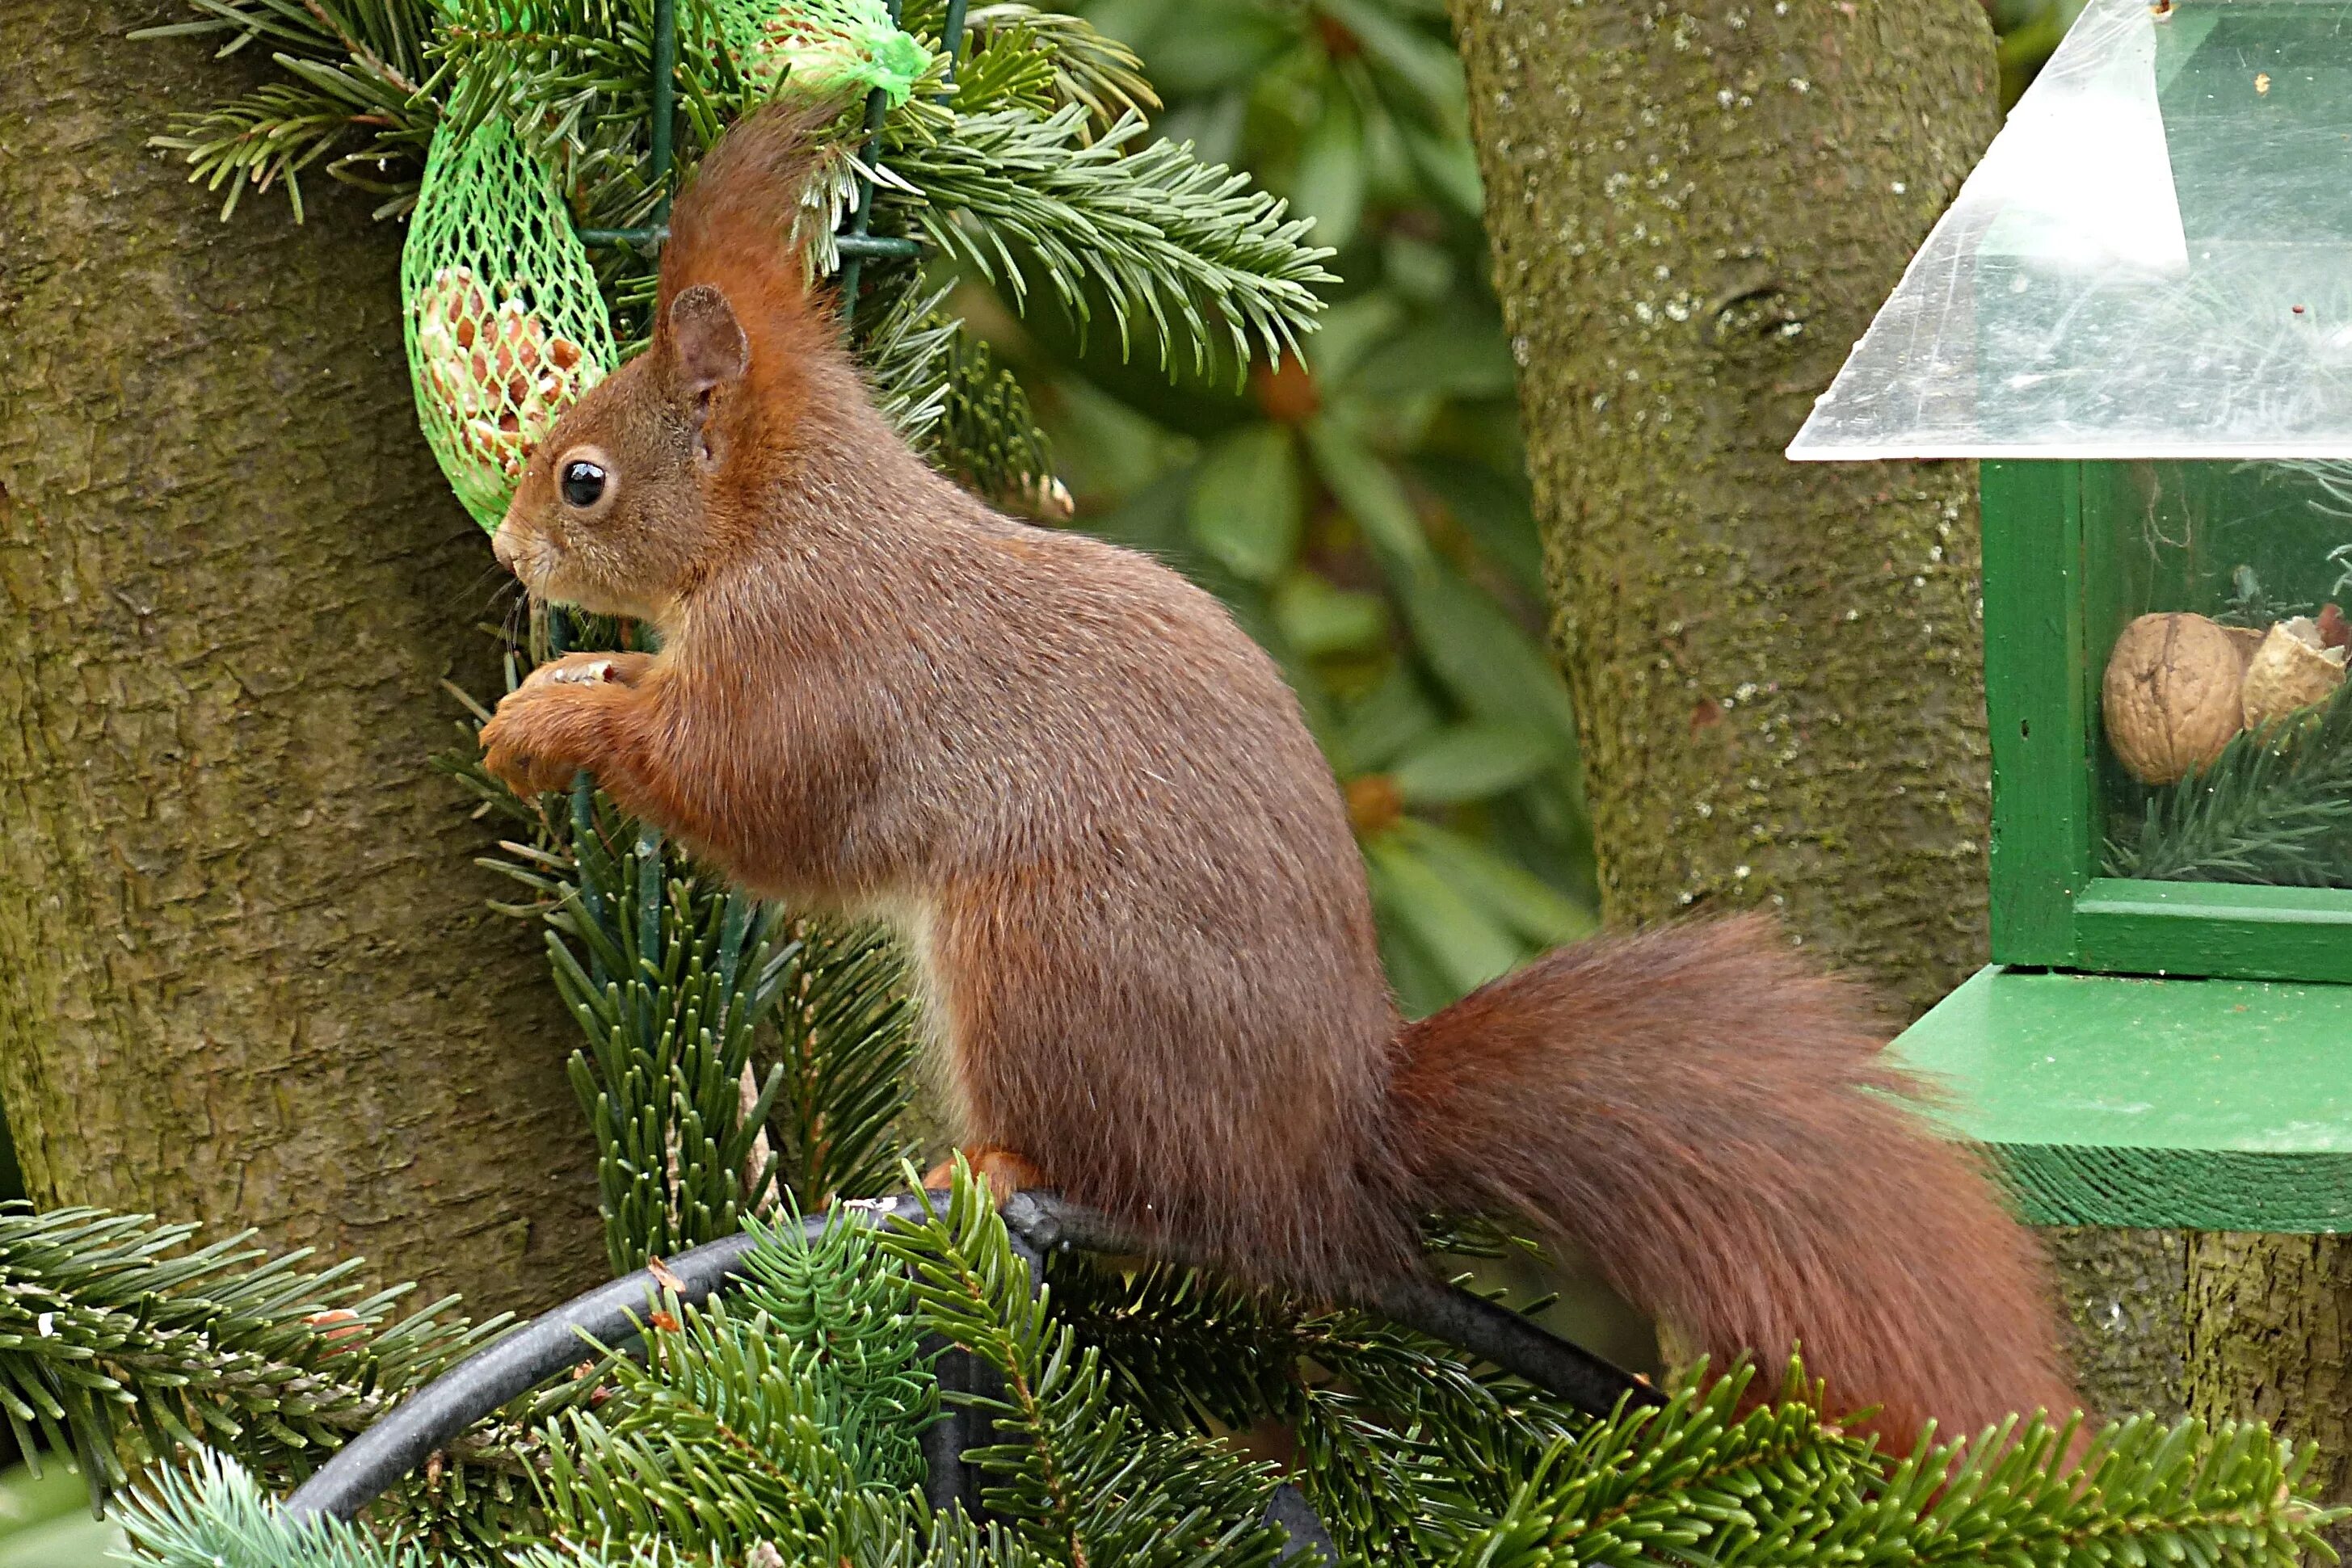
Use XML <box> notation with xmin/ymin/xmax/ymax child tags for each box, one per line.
<box><xmin>886</xmin><ymin>105</ymin><xmax>1334</xmax><ymax>377</ymax></box>
<box><xmin>2110</xmin><ymin>675</ymin><xmax>2352</xmax><ymax>884</ymax></box>
<box><xmin>110</xmin><ymin>1182</ymin><xmax>2350</xmax><ymax>1567</ymax></box>
<box><xmin>0</xmin><ymin>1201</ymin><xmax>602</xmax><ymax>1560</ymax></box>
<box><xmin>762</xmin><ymin>917</ymin><xmax>922</xmax><ymax>1208</ymax></box>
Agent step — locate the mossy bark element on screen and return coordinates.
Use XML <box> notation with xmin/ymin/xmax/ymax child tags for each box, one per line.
<box><xmin>0</xmin><ymin>0</ymin><xmax>601</xmax><ymax>1316</ymax></box>
<box><xmin>1452</xmin><ymin>0</ymin><xmax>2352</xmax><ymax>1515</ymax></box>
<box><xmin>2185</xmin><ymin>1234</ymin><xmax>2352</xmax><ymax>1551</ymax></box>
<box><xmin>2045</xmin><ymin>1227</ymin><xmax>2190</xmax><ymax>1424</ymax></box>
<box><xmin>1449</xmin><ymin>0</ymin><xmax>1996</xmax><ymax>1012</ymax></box>
<box><xmin>2048</xmin><ymin>1229</ymin><xmax>2352</xmax><ymax>1550</ymax></box>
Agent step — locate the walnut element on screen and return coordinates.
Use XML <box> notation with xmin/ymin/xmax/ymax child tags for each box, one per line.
<box><xmin>2102</xmin><ymin>612</ymin><xmax>2247</xmax><ymax>784</ymax></box>
<box><xmin>2223</xmin><ymin>623</ymin><xmax>2265</xmax><ymax>669</ymax></box>
<box><xmin>2241</xmin><ymin>616</ymin><xmax>2348</xmax><ymax>730</ymax></box>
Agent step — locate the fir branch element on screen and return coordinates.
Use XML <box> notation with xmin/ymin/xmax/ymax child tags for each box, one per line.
<box><xmin>965</xmin><ymin>5</ymin><xmax>1156</xmax><ymax>128</ymax></box>
<box><xmin>133</xmin><ymin>0</ymin><xmax>432</xmax><ymax>87</ymax></box>
<box><xmin>852</xmin><ymin>283</ymin><xmax>1058</xmax><ymax>510</ymax></box>
<box><xmin>879</xmin><ymin>1170</ymin><xmax>1294</xmax><ymax>1568</ymax></box>
<box><xmin>532</xmin><ymin>1217</ymin><xmax>933</xmax><ymax>1562</ymax></box>
<box><xmin>0</xmin><ymin>1200</ymin><xmax>574</xmax><ymax>1550</ymax></box>
<box><xmin>1891</xmin><ymin>1408</ymin><xmax>2335</xmax><ymax>1566</ymax></box>
<box><xmin>856</xmin><ymin>280</ymin><xmax>961</xmax><ymax>448</ymax></box>
<box><xmin>726</xmin><ymin>1213</ymin><xmax>935</xmax><ymax>1482</ymax></box>
<box><xmin>1043</xmin><ymin>1248</ymin><xmax>1574</xmax><ymax>1560</ymax></box>
<box><xmin>137</xmin><ymin>0</ymin><xmax>436</xmax><ymax>216</ymax></box>
<box><xmin>142</xmin><ymin>0</ymin><xmax>1328</xmax><ymax>389</ymax></box>
<box><xmin>145</xmin><ymin>71</ymin><xmax>430</xmax><ymax>218</ymax></box>
<box><xmin>2110</xmin><ymin>676</ymin><xmax>2352</xmax><ymax>884</ymax></box>
<box><xmin>295</xmin><ymin>0</ymin><xmax>427</xmax><ymax>93</ymax></box>
<box><xmin>943</xmin><ymin>19</ymin><xmax>1061</xmax><ymax>117</ymax></box>
<box><xmin>935</xmin><ymin>330</ymin><xmax>1058</xmax><ymax>511</ymax></box>
<box><xmin>881</xmin><ymin>106</ymin><xmax>1332</xmax><ymax>378</ymax></box>
<box><xmin>1037</xmin><ymin>1251</ymin><xmax>1303</xmax><ymax>1437</ymax></box>
<box><xmin>95</xmin><ymin>1196</ymin><xmax>2352</xmax><ymax>1568</ymax></box>
<box><xmin>121</xmin><ymin>1451</ymin><xmax>432</xmax><ymax>1568</ymax></box>
<box><xmin>519</xmin><ymin>812</ymin><xmax>795</xmax><ymax>1272</ymax></box>
<box><xmin>1459</xmin><ymin>1364</ymin><xmax>1864</xmax><ymax>1568</ymax></box>
<box><xmin>434</xmin><ymin>0</ymin><xmax>682</xmax><ymax>151</ymax></box>
<box><xmin>761</xmin><ymin>916</ymin><xmax>922</xmax><ymax>1208</ymax></box>
<box><xmin>899</xmin><ymin>0</ymin><xmax>1156</xmax><ymax>128</ymax></box>
<box><xmin>147</xmin><ymin>82</ymin><xmax>367</xmax><ymax>221</ymax></box>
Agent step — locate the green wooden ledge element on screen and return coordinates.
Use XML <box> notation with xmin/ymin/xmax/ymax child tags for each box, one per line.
<box><xmin>1891</xmin><ymin>966</ymin><xmax>2352</xmax><ymax>1232</ymax></box>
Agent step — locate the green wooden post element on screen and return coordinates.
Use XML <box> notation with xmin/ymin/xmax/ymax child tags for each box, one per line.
<box><xmin>1982</xmin><ymin>459</ymin><xmax>2093</xmax><ymax>969</ymax></box>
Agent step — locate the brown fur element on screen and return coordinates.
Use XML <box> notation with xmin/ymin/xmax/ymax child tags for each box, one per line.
<box><xmin>481</xmin><ymin>105</ymin><xmax>2077</xmax><ymax>1446</ymax></box>
<box><xmin>1394</xmin><ymin>922</ymin><xmax>2076</xmax><ymax>1446</ymax></box>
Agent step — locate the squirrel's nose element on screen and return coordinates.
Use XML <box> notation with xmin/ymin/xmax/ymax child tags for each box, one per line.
<box><xmin>490</xmin><ymin>523</ymin><xmax>520</xmax><ymax>573</ymax></box>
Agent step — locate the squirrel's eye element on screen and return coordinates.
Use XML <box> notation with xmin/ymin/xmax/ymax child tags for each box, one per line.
<box><xmin>560</xmin><ymin>460</ymin><xmax>608</xmax><ymax>509</ymax></box>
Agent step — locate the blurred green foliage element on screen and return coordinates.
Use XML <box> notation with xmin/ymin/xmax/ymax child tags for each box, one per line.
<box><xmin>1987</xmin><ymin>0</ymin><xmax>2085</xmax><ymax>106</ymax></box>
<box><xmin>0</xmin><ymin>1463</ymin><xmax>118</xmax><ymax>1566</ymax></box>
<box><xmin>974</xmin><ymin>0</ymin><xmax>1598</xmax><ymax>1016</ymax></box>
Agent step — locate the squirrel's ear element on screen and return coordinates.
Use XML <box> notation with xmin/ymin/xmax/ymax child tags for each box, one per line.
<box><xmin>667</xmin><ymin>284</ymin><xmax>750</xmax><ymax>465</ymax></box>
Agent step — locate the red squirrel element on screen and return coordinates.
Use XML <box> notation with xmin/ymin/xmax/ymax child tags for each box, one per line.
<box><xmin>479</xmin><ymin>103</ymin><xmax>2076</xmax><ymax>1446</ymax></box>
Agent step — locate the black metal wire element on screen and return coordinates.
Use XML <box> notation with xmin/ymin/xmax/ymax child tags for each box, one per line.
<box><xmin>999</xmin><ymin>1195</ymin><xmax>1660</xmax><ymax>1419</ymax></box>
<box><xmin>282</xmin><ymin>1188</ymin><xmax>1647</xmax><ymax>1568</ymax></box>
<box><xmin>578</xmin><ymin>0</ymin><xmax>678</xmax><ymax>250</ymax></box>
<box><xmin>280</xmin><ymin>1225</ymin><xmax>759</xmax><ymax>1524</ymax></box>
<box><xmin>835</xmin><ymin>0</ymin><xmax>906</xmax><ymax>322</ymax></box>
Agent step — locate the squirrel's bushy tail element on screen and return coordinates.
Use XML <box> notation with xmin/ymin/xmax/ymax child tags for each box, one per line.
<box><xmin>1388</xmin><ymin>914</ymin><xmax>2076</xmax><ymax>1447</ymax></box>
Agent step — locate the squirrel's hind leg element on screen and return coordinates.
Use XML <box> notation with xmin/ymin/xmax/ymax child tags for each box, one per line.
<box><xmin>923</xmin><ymin>1145</ymin><xmax>1050</xmax><ymax>1205</ymax></box>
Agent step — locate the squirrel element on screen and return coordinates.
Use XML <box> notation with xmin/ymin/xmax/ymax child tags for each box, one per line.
<box><xmin>479</xmin><ymin>101</ymin><xmax>2077</xmax><ymax>1448</ymax></box>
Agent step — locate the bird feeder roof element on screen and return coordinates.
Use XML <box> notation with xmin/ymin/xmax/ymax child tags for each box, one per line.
<box><xmin>1790</xmin><ymin>0</ymin><xmax>2352</xmax><ymax>461</ymax></box>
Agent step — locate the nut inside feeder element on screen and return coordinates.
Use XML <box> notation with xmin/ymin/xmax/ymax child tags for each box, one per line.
<box><xmin>2242</xmin><ymin>616</ymin><xmax>2348</xmax><ymax>730</ymax></box>
<box><xmin>2102</xmin><ymin>612</ymin><xmax>2249</xmax><ymax>785</ymax></box>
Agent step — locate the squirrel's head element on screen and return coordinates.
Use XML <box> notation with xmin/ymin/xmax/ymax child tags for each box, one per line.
<box><xmin>493</xmin><ymin>284</ymin><xmax>755</xmax><ymax>625</ymax></box>
<box><xmin>494</xmin><ymin>99</ymin><xmax>846</xmax><ymax>624</ymax></box>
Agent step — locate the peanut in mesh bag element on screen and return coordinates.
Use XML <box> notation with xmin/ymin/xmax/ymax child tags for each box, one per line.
<box><xmin>401</xmin><ymin>115</ymin><xmax>617</xmax><ymax>532</ymax></box>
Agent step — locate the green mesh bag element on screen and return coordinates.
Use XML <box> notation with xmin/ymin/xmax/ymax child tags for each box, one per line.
<box><xmin>401</xmin><ymin>115</ymin><xmax>618</xmax><ymax>533</ymax></box>
<box><xmin>713</xmin><ymin>0</ymin><xmax>932</xmax><ymax>107</ymax></box>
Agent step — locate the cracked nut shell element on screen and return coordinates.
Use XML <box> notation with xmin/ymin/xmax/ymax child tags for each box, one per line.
<box><xmin>2242</xmin><ymin>616</ymin><xmax>2348</xmax><ymax>730</ymax></box>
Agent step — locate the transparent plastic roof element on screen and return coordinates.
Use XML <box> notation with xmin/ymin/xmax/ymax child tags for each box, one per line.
<box><xmin>1790</xmin><ymin>0</ymin><xmax>2352</xmax><ymax>461</ymax></box>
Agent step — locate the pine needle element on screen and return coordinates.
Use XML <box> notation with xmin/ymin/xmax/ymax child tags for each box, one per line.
<box><xmin>2110</xmin><ymin>677</ymin><xmax>2352</xmax><ymax>885</ymax></box>
<box><xmin>107</xmin><ymin>1179</ymin><xmax>2352</xmax><ymax>1567</ymax></box>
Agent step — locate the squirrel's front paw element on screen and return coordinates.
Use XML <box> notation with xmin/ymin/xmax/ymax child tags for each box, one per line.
<box><xmin>480</xmin><ymin>690</ymin><xmax>596</xmax><ymax>797</ymax></box>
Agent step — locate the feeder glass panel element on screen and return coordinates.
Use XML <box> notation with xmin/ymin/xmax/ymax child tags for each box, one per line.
<box><xmin>2089</xmin><ymin>461</ymin><xmax>2352</xmax><ymax>889</ymax></box>
<box><xmin>1788</xmin><ymin>0</ymin><xmax>2352</xmax><ymax>461</ymax></box>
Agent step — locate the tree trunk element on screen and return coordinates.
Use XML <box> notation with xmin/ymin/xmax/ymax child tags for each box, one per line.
<box><xmin>0</xmin><ymin>0</ymin><xmax>601</xmax><ymax>1317</ymax></box>
<box><xmin>1453</xmin><ymin>0</ymin><xmax>2352</xmax><ymax>1528</ymax></box>
<box><xmin>2185</xmin><ymin>1234</ymin><xmax>2352</xmax><ymax>1549</ymax></box>
<box><xmin>1449</xmin><ymin>0</ymin><xmax>1996</xmax><ymax>1013</ymax></box>
<box><xmin>2055</xmin><ymin>1227</ymin><xmax>2352</xmax><ymax>1552</ymax></box>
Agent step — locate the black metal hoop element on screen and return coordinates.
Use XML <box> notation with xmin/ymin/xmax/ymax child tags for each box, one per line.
<box><xmin>280</xmin><ymin>1192</ymin><xmax>1655</xmax><ymax>1563</ymax></box>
